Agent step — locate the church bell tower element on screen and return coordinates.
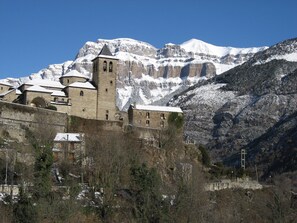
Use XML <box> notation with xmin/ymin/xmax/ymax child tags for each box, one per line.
<box><xmin>92</xmin><ymin>44</ymin><xmax>119</xmax><ymax>121</ymax></box>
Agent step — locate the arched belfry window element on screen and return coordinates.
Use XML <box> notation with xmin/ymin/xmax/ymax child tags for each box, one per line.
<box><xmin>103</xmin><ymin>61</ymin><xmax>107</xmax><ymax>72</ymax></box>
<box><xmin>80</xmin><ymin>90</ymin><xmax>84</xmax><ymax>96</ymax></box>
<box><xmin>109</xmin><ymin>62</ymin><xmax>113</xmax><ymax>72</ymax></box>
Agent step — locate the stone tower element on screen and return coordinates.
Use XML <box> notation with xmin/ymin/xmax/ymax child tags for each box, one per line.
<box><xmin>92</xmin><ymin>45</ymin><xmax>119</xmax><ymax>120</ymax></box>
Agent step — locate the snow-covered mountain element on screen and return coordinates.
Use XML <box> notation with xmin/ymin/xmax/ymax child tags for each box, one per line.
<box><xmin>2</xmin><ymin>38</ymin><xmax>266</xmax><ymax>110</ymax></box>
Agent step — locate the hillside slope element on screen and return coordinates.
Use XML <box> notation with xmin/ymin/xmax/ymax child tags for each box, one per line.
<box><xmin>169</xmin><ymin>37</ymin><xmax>297</xmax><ymax>178</ymax></box>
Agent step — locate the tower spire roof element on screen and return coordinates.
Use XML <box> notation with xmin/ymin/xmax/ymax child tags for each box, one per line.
<box><xmin>98</xmin><ymin>44</ymin><xmax>113</xmax><ymax>56</ymax></box>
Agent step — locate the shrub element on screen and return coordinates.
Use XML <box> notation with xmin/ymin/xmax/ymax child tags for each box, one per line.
<box><xmin>168</xmin><ymin>112</ymin><xmax>184</xmax><ymax>129</ymax></box>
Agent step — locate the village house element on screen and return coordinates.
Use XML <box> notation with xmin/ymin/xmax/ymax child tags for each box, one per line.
<box><xmin>52</xmin><ymin>133</ymin><xmax>85</xmax><ymax>164</ymax></box>
<box><xmin>128</xmin><ymin>104</ymin><xmax>183</xmax><ymax>130</ymax></box>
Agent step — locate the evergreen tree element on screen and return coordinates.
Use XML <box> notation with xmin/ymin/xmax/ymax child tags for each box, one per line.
<box><xmin>33</xmin><ymin>144</ymin><xmax>53</xmax><ymax>200</ymax></box>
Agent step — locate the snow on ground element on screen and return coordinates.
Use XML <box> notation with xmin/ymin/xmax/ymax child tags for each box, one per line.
<box><xmin>173</xmin><ymin>83</ymin><xmax>236</xmax><ymax>108</ymax></box>
<box><xmin>253</xmin><ymin>52</ymin><xmax>297</xmax><ymax>66</ymax></box>
<box><xmin>181</xmin><ymin>39</ymin><xmax>267</xmax><ymax>57</ymax></box>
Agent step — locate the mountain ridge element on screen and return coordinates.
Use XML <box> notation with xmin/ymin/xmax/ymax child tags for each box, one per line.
<box><xmin>0</xmin><ymin>38</ymin><xmax>266</xmax><ymax>110</ymax></box>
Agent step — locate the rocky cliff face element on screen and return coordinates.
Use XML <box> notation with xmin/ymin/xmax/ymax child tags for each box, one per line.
<box><xmin>2</xmin><ymin>38</ymin><xmax>265</xmax><ymax>110</ymax></box>
<box><xmin>169</xmin><ymin>37</ymin><xmax>297</xmax><ymax>178</ymax></box>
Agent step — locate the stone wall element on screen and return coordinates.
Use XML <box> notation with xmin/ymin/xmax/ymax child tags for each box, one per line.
<box><xmin>0</xmin><ymin>84</ymin><xmax>11</xmax><ymax>94</ymax></box>
<box><xmin>128</xmin><ymin>108</ymin><xmax>170</xmax><ymax>130</ymax></box>
<box><xmin>66</xmin><ymin>87</ymin><xmax>97</xmax><ymax>119</ymax></box>
<box><xmin>60</xmin><ymin>76</ymin><xmax>87</xmax><ymax>86</ymax></box>
<box><xmin>0</xmin><ymin>101</ymin><xmax>67</xmax><ymax>142</ymax></box>
<box><xmin>24</xmin><ymin>91</ymin><xmax>52</xmax><ymax>106</ymax></box>
<box><xmin>1</xmin><ymin>89</ymin><xmax>18</xmax><ymax>102</ymax></box>
<box><xmin>205</xmin><ymin>178</ymin><xmax>263</xmax><ymax>191</ymax></box>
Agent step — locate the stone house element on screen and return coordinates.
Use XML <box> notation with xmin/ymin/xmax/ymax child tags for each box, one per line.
<box><xmin>128</xmin><ymin>104</ymin><xmax>183</xmax><ymax>130</ymax></box>
<box><xmin>52</xmin><ymin>133</ymin><xmax>85</xmax><ymax>163</ymax></box>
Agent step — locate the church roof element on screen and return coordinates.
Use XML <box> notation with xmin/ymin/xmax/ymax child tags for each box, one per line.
<box><xmin>51</xmin><ymin>91</ymin><xmax>66</xmax><ymax>97</ymax></box>
<box><xmin>0</xmin><ymin>81</ymin><xmax>13</xmax><ymax>87</ymax></box>
<box><xmin>98</xmin><ymin>44</ymin><xmax>113</xmax><ymax>56</ymax></box>
<box><xmin>91</xmin><ymin>44</ymin><xmax>118</xmax><ymax>60</ymax></box>
<box><xmin>23</xmin><ymin>79</ymin><xmax>64</xmax><ymax>89</ymax></box>
<box><xmin>132</xmin><ymin>104</ymin><xmax>183</xmax><ymax>113</ymax></box>
<box><xmin>61</xmin><ymin>70</ymin><xmax>89</xmax><ymax>79</ymax></box>
<box><xmin>26</xmin><ymin>85</ymin><xmax>53</xmax><ymax>93</ymax></box>
<box><xmin>68</xmin><ymin>81</ymin><xmax>96</xmax><ymax>89</ymax></box>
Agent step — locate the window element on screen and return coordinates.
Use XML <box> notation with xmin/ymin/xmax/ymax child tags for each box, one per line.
<box><xmin>109</xmin><ymin>61</ymin><xmax>113</xmax><ymax>72</ymax></box>
<box><xmin>54</xmin><ymin>97</ymin><xmax>58</xmax><ymax>102</ymax></box>
<box><xmin>110</xmin><ymin>80</ymin><xmax>113</xmax><ymax>85</ymax></box>
<box><xmin>67</xmin><ymin>79</ymin><xmax>69</xmax><ymax>84</ymax></box>
<box><xmin>146</xmin><ymin>112</ymin><xmax>150</xmax><ymax>119</ymax></box>
<box><xmin>106</xmin><ymin>110</ymin><xmax>109</xmax><ymax>114</ymax></box>
<box><xmin>146</xmin><ymin>120</ymin><xmax>150</xmax><ymax>127</ymax></box>
<box><xmin>105</xmin><ymin>88</ymin><xmax>108</xmax><ymax>92</ymax></box>
<box><xmin>103</xmin><ymin>61</ymin><xmax>107</xmax><ymax>71</ymax></box>
<box><xmin>160</xmin><ymin>121</ymin><xmax>165</xmax><ymax>128</ymax></box>
<box><xmin>80</xmin><ymin>90</ymin><xmax>84</xmax><ymax>96</ymax></box>
<box><xmin>0</xmin><ymin>87</ymin><xmax>3</xmax><ymax>90</ymax></box>
<box><xmin>160</xmin><ymin>113</ymin><xmax>165</xmax><ymax>119</ymax></box>
<box><xmin>106</xmin><ymin>114</ymin><xmax>109</xmax><ymax>120</ymax></box>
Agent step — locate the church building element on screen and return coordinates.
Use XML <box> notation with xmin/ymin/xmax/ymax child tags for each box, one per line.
<box><xmin>0</xmin><ymin>45</ymin><xmax>182</xmax><ymax>130</ymax></box>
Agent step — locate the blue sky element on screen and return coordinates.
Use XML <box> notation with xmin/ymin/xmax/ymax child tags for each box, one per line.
<box><xmin>0</xmin><ymin>0</ymin><xmax>297</xmax><ymax>79</ymax></box>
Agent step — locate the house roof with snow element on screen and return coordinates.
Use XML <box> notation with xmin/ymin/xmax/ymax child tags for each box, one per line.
<box><xmin>0</xmin><ymin>81</ymin><xmax>13</xmax><ymax>87</ymax></box>
<box><xmin>60</xmin><ymin>70</ymin><xmax>89</xmax><ymax>79</ymax></box>
<box><xmin>68</xmin><ymin>81</ymin><xmax>96</xmax><ymax>89</ymax></box>
<box><xmin>16</xmin><ymin>89</ymin><xmax>22</xmax><ymax>95</ymax></box>
<box><xmin>131</xmin><ymin>104</ymin><xmax>183</xmax><ymax>113</ymax></box>
<box><xmin>22</xmin><ymin>79</ymin><xmax>65</xmax><ymax>89</ymax></box>
<box><xmin>51</xmin><ymin>91</ymin><xmax>66</xmax><ymax>97</ymax></box>
<box><xmin>26</xmin><ymin>85</ymin><xmax>53</xmax><ymax>93</ymax></box>
<box><xmin>54</xmin><ymin>133</ymin><xmax>83</xmax><ymax>142</ymax></box>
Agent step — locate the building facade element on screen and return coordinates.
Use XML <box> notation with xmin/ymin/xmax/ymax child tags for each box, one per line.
<box><xmin>128</xmin><ymin>104</ymin><xmax>183</xmax><ymax>130</ymax></box>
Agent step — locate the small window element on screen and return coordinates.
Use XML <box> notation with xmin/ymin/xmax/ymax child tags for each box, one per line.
<box><xmin>0</xmin><ymin>87</ymin><xmax>3</xmax><ymax>90</ymax></box>
<box><xmin>160</xmin><ymin>121</ymin><xmax>165</xmax><ymax>128</ymax></box>
<box><xmin>80</xmin><ymin>90</ymin><xmax>84</xmax><ymax>96</ymax></box>
<box><xmin>109</xmin><ymin>61</ymin><xmax>113</xmax><ymax>72</ymax></box>
<box><xmin>146</xmin><ymin>120</ymin><xmax>150</xmax><ymax>127</ymax></box>
<box><xmin>62</xmin><ymin>98</ymin><xmax>64</xmax><ymax>101</ymax></box>
<box><xmin>110</xmin><ymin>80</ymin><xmax>113</xmax><ymax>85</ymax></box>
<box><xmin>105</xmin><ymin>88</ymin><xmax>108</xmax><ymax>92</ymax></box>
<box><xmin>160</xmin><ymin>113</ymin><xmax>165</xmax><ymax>119</ymax></box>
<box><xmin>106</xmin><ymin>114</ymin><xmax>109</xmax><ymax>120</ymax></box>
<box><xmin>54</xmin><ymin>97</ymin><xmax>58</xmax><ymax>102</ymax></box>
<box><xmin>106</xmin><ymin>110</ymin><xmax>109</xmax><ymax>114</ymax></box>
<box><xmin>146</xmin><ymin>112</ymin><xmax>150</xmax><ymax>119</ymax></box>
<box><xmin>67</xmin><ymin>79</ymin><xmax>69</xmax><ymax>84</ymax></box>
<box><xmin>103</xmin><ymin>61</ymin><xmax>107</xmax><ymax>72</ymax></box>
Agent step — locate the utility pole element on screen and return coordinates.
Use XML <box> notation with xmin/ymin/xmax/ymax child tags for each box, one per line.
<box><xmin>241</xmin><ymin>149</ymin><xmax>246</xmax><ymax>170</ymax></box>
<box><xmin>255</xmin><ymin>164</ymin><xmax>259</xmax><ymax>182</ymax></box>
<box><xmin>5</xmin><ymin>146</ymin><xmax>8</xmax><ymax>185</ymax></box>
